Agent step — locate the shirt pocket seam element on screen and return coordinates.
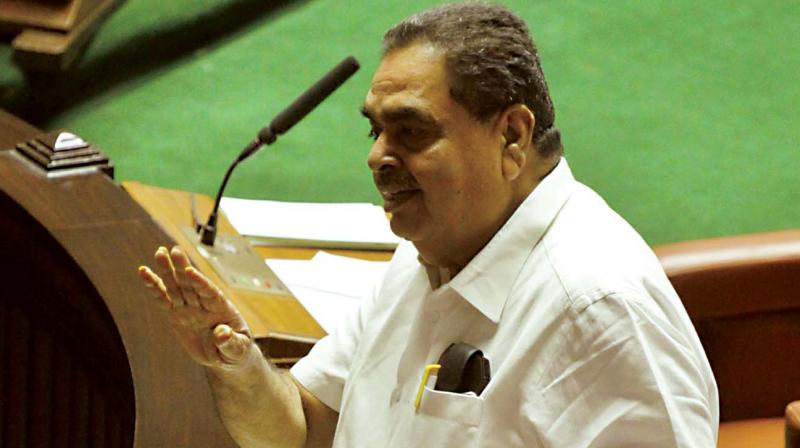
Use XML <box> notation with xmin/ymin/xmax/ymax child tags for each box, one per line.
<box><xmin>416</xmin><ymin>386</ymin><xmax>484</xmax><ymax>427</ymax></box>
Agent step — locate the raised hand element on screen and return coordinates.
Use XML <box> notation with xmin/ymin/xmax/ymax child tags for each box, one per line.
<box><xmin>138</xmin><ymin>246</ymin><xmax>254</xmax><ymax>370</ymax></box>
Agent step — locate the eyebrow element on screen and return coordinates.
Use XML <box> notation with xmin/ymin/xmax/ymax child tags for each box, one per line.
<box><xmin>360</xmin><ymin>105</ymin><xmax>437</xmax><ymax>126</ymax></box>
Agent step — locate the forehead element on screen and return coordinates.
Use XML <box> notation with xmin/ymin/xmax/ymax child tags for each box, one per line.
<box><xmin>363</xmin><ymin>43</ymin><xmax>454</xmax><ymax>121</ymax></box>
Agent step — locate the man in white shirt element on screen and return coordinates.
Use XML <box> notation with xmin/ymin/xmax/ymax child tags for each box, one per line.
<box><xmin>138</xmin><ymin>2</ymin><xmax>718</xmax><ymax>447</ymax></box>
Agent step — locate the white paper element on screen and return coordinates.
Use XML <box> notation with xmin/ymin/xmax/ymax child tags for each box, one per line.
<box><xmin>276</xmin><ymin>285</ymin><xmax>361</xmax><ymax>335</ymax></box>
<box><xmin>266</xmin><ymin>252</ymin><xmax>390</xmax><ymax>333</ymax></box>
<box><xmin>221</xmin><ymin>197</ymin><xmax>401</xmax><ymax>249</ymax></box>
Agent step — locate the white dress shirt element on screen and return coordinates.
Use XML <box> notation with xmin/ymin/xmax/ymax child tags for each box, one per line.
<box><xmin>291</xmin><ymin>158</ymin><xmax>719</xmax><ymax>447</ymax></box>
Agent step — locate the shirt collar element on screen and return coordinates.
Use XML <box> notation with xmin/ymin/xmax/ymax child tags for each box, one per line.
<box><xmin>428</xmin><ymin>157</ymin><xmax>576</xmax><ymax>322</ymax></box>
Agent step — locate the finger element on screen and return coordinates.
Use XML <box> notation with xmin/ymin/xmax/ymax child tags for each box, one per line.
<box><xmin>185</xmin><ymin>266</ymin><xmax>225</xmax><ymax>312</ymax></box>
<box><xmin>153</xmin><ymin>246</ymin><xmax>185</xmax><ymax>307</ymax></box>
<box><xmin>137</xmin><ymin>265</ymin><xmax>172</xmax><ymax>310</ymax></box>
<box><xmin>213</xmin><ymin>324</ymin><xmax>251</xmax><ymax>364</ymax></box>
<box><xmin>169</xmin><ymin>246</ymin><xmax>201</xmax><ymax>308</ymax></box>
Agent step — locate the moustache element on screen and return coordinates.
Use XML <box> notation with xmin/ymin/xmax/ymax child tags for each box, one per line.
<box><xmin>373</xmin><ymin>169</ymin><xmax>419</xmax><ymax>192</ymax></box>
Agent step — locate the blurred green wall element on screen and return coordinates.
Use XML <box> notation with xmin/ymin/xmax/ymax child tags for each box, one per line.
<box><xmin>1</xmin><ymin>0</ymin><xmax>797</xmax><ymax>244</ymax></box>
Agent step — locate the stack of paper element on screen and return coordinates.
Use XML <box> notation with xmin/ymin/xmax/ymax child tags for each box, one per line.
<box><xmin>221</xmin><ymin>197</ymin><xmax>401</xmax><ymax>250</ymax></box>
<box><xmin>266</xmin><ymin>252</ymin><xmax>391</xmax><ymax>333</ymax></box>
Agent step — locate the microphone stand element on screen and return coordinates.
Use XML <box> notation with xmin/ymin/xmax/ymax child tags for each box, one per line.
<box><xmin>199</xmin><ymin>131</ymin><xmax>273</xmax><ymax>246</ymax></box>
<box><xmin>183</xmin><ymin>55</ymin><xmax>359</xmax><ymax>296</ymax></box>
<box><xmin>182</xmin><ymin>128</ymin><xmax>290</xmax><ymax>297</ymax></box>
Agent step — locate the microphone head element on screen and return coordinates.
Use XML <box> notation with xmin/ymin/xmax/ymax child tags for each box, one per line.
<box><xmin>269</xmin><ymin>56</ymin><xmax>360</xmax><ymax>135</ymax></box>
<box><xmin>205</xmin><ymin>57</ymin><xmax>361</xmax><ymax>248</ymax></box>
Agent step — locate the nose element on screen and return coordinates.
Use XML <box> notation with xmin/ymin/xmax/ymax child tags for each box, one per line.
<box><xmin>367</xmin><ymin>138</ymin><xmax>401</xmax><ymax>173</ymax></box>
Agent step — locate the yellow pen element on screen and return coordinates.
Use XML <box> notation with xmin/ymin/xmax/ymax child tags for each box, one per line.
<box><xmin>414</xmin><ymin>364</ymin><xmax>441</xmax><ymax>410</ymax></box>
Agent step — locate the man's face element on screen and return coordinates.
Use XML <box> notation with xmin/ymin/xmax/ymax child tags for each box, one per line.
<box><xmin>362</xmin><ymin>43</ymin><xmax>513</xmax><ymax>268</ymax></box>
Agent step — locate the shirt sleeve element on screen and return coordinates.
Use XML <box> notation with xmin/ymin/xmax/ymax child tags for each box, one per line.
<box><xmin>527</xmin><ymin>290</ymin><xmax>718</xmax><ymax>447</ymax></box>
<box><xmin>289</xmin><ymin>271</ymin><xmax>382</xmax><ymax>412</ymax></box>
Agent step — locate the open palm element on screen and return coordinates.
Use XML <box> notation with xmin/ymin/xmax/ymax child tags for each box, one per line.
<box><xmin>138</xmin><ymin>246</ymin><xmax>253</xmax><ymax>368</ymax></box>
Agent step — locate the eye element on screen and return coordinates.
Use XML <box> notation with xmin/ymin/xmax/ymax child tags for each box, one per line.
<box><xmin>400</xmin><ymin>126</ymin><xmax>423</xmax><ymax>137</ymax></box>
<box><xmin>368</xmin><ymin>127</ymin><xmax>382</xmax><ymax>141</ymax></box>
<box><xmin>399</xmin><ymin>126</ymin><xmax>434</xmax><ymax>149</ymax></box>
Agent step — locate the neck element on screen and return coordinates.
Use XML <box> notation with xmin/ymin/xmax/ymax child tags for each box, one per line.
<box><xmin>415</xmin><ymin>187</ymin><xmax>531</xmax><ymax>274</ymax></box>
<box><xmin>416</xmin><ymin>156</ymin><xmax>560</xmax><ymax>274</ymax></box>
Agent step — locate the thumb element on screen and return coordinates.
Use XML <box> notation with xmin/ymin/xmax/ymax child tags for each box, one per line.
<box><xmin>213</xmin><ymin>324</ymin><xmax>251</xmax><ymax>364</ymax></box>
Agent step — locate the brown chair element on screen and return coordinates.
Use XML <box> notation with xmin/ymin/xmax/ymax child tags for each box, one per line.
<box><xmin>654</xmin><ymin>230</ymin><xmax>800</xmax><ymax>447</ymax></box>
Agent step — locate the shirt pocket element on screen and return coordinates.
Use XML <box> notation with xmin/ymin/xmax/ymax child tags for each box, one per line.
<box><xmin>409</xmin><ymin>386</ymin><xmax>484</xmax><ymax>446</ymax></box>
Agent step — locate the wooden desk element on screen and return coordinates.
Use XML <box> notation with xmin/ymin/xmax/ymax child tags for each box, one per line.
<box><xmin>122</xmin><ymin>181</ymin><xmax>392</xmax><ymax>360</ymax></box>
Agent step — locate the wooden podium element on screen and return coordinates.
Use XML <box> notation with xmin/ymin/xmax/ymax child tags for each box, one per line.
<box><xmin>0</xmin><ymin>109</ymin><xmax>378</xmax><ymax>446</ymax></box>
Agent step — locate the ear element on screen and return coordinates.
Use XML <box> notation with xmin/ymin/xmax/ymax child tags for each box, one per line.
<box><xmin>500</xmin><ymin>105</ymin><xmax>535</xmax><ymax>181</ymax></box>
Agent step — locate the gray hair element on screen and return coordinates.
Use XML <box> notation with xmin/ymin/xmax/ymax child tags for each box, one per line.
<box><xmin>382</xmin><ymin>2</ymin><xmax>563</xmax><ymax>156</ymax></box>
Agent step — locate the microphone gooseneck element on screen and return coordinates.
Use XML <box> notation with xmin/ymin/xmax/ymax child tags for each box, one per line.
<box><xmin>199</xmin><ymin>56</ymin><xmax>360</xmax><ymax>246</ymax></box>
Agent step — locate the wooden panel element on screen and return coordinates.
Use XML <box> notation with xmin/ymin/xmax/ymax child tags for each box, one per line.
<box><xmin>0</xmin><ymin>300</ymin><xmax>4</xmax><ymax>446</ymax></box>
<box><xmin>89</xmin><ymin>385</ymin><xmax>107</xmax><ymax>448</ymax></box>
<box><xmin>3</xmin><ymin>304</ymin><xmax>30</xmax><ymax>448</ymax></box>
<box><xmin>51</xmin><ymin>345</ymin><xmax>72</xmax><ymax>448</ymax></box>
<box><xmin>0</xmin><ymin>110</ymin><xmax>238</xmax><ymax>447</ymax></box>
<box><xmin>69</xmin><ymin>368</ymin><xmax>89</xmax><ymax>448</ymax></box>
<box><xmin>0</xmin><ymin>109</ymin><xmax>39</xmax><ymax>145</ymax></box>
<box><xmin>0</xmin><ymin>187</ymin><xmax>134</xmax><ymax>447</ymax></box>
<box><xmin>0</xmin><ymin>0</ymin><xmax>118</xmax><ymax>72</ymax></box>
<box><xmin>28</xmin><ymin>322</ymin><xmax>54</xmax><ymax>448</ymax></box>
<box><xmin>0</xmin><ymin>0</ymin><xmax>86</xmax><ymax>31</ymax></box>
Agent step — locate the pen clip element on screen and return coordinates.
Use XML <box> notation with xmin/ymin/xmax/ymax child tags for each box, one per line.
<box><xmin>415</xmin><ymin>364</ymin><xmax>441</xmax><ymax>410</ymax></box>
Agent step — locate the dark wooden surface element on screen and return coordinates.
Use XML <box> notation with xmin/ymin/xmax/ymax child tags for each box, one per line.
<box><xmin>0</xmin><ymin>109</ymin><xmax>237</xmax><ymax>447</ymax></box>
<box><xmin>0</xmin><ymin>0</ymin><xmax>119</xmax><ymax>72</ymax></box>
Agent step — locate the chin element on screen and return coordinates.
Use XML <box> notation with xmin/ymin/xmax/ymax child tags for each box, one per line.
<box><xmin>388</xmin><ymin>215</ymin><xmax>424</xmax><ymax>242</ymax></box>
<box><xmin>388</xmin><ymin>219</ymin><xmax>414</xmax><ymax>240</ymax></box>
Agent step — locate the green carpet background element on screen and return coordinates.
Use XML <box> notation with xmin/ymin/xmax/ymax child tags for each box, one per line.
<box><xmin>1</xmin><ymin>0</ymin><xmax>798</xmax><ymax>245</ymax></box>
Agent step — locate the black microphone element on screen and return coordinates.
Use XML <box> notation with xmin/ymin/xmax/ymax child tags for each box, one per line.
<box><xmin>237</xmin><ymin>56</ymin><xmax>361</xmax><ymax>162</ymax></box>
<box><xmin>199</xmin><ymin>56</ymin><xmax>360</xmax><ymax>246</ymax></box>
